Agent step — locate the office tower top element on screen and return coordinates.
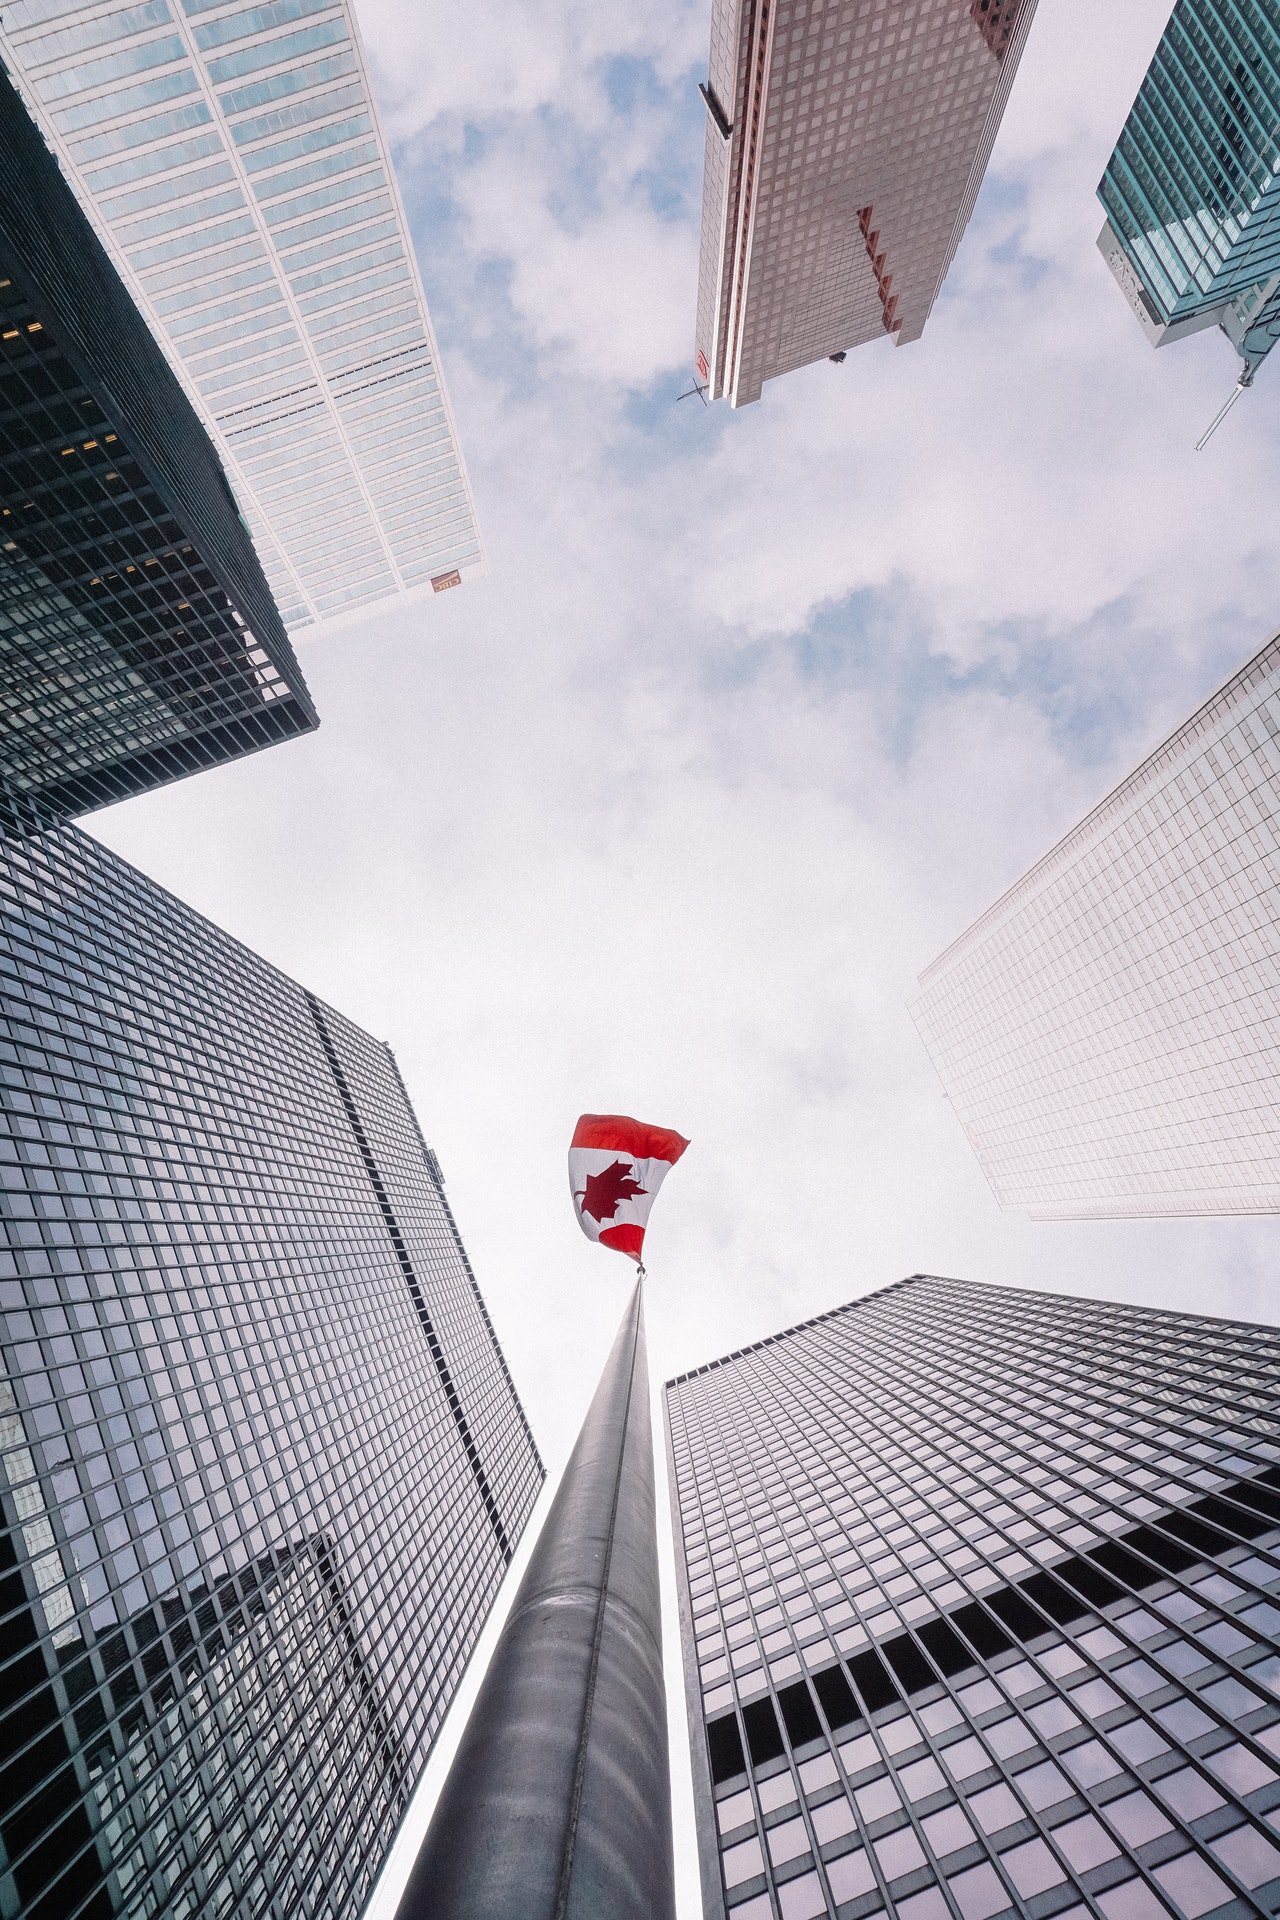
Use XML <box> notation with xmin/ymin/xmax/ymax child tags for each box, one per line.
<box><xmin>0</xmin><ymin>61</ymin><xmax>315</xmax><ymax>824</ymax></box>
<box><xmin>0</xmin><ymin>817</ymin><xmax>543</xmax><ymax>1920</ymax></box>
<box><xmin>0</xmin><ymin>0</ymin><xmax>482</xmax><ymax>634</ymax></box>
<box><xmin>666</xmin><ymin>1273</ymin><xmax>1280</xmax><ymax>1920</ymax></box>
<box><xmin>693</xmin><ymin>0</ymin><xmax>1038</xmax><ymax>407</ymax></box>
<box><xmin>909</xmin><ymin>631</ymin><xmax>1280</xmax><ymax>1220</ymax></box>
<box><xmin>1098</xmin><ymin>2</ymin><xmax>1280</xmax><ymax>392</ymax></box>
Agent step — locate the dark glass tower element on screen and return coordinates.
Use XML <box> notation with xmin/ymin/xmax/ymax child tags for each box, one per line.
<box><xmin>0</xmin><ymin>61</ymin><xmax>315</xmax><ymax>824</ymax></box>
<box><xmin>0</xmin><ymin>817</ymin><xmax>543</xmax><ymax>1920</ymax></box>
<box><xmin>666</xmin><ymin>1275</ymin><xmax>1280</xmax><ymax>1920</ymax></box>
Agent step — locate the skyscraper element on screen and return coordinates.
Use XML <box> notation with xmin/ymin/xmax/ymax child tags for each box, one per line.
<box><xmin>908</xmin><ymin>630</ymin><xmax>1280</xmax><ymax>1220</ymax></box>
<box><xmin>1098</xmin><ymin>1</ymin><xmax>1280</xmax><ymax>393</ymax></box>
<box><xmin>0</xmin><ymin>0</ymin><xmax>482</xmax><ymax>632</ymax></box>
<box><xmin>666</xmin><ymin>1274</ymin><xmax>1280</xmax><ymax>1920</ymax></box>
<box><xmin>0</xmin><ymin>59</ymin><xmax>315</xmax><ymax>824</ymax></box>
<box><xmin>0</xmin><ymin>815</ymin><xmax>543</xmax><ymax>1920</ymax></box>
<box><xmin>693</xmin><ymin>0</ymin><xmax>1038</xmax><ymax>407</ymax></box>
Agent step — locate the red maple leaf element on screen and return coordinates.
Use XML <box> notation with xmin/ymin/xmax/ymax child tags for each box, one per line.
<box><xmin>577</xmin><ymin>1159</ymin><xmax>647</xmax><ymax>1223</ymax></box>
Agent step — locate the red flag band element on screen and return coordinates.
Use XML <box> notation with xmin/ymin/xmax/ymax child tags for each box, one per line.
<box><xmin>569</xmin><ymin>1113</ymin><xmax>689</xmax><ymax>1265</ymax></box>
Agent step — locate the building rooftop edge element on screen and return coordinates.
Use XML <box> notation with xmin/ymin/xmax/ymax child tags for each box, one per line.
<box><xmin>663</xmin><ymin>1269</ymin><xmax>1280</xmax><ymax>1391</ymax></box>
<box><xmin>663</xmin><ymin>1273</ymin><xmax>943</xmax><ymax>1388</ymax></box>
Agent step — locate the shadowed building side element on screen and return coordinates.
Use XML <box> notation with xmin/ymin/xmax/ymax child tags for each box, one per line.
<box><xmin>0</xmin><ymin>62</ymin><xmax>315</xmax><ymax>822</ymax></box>
<box><xmin>396</xmin><ymin>1280</ymin><xmax>675</xmax><ymax>1920</ymax></box>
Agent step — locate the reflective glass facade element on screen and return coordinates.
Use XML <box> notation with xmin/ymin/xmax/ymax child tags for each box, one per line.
<box><xmin>0</xmin><ymin>61</ymin><xmax>314</xmax><ymax>824</ymax></box>
<box><xmin>0</xmin><ymin>0</ymin><xmax>482</xmax><ymax>632</ymax></box>
<box><xmin>0</xmin><ymin>816</ymin><xmax>543</xmax><ymax>1920</ymax></box>
<box><xmin>666</xmin><ymin>1274</ymin><xmax>1280</xmax><ymax>1920</ymax></box>
<box><xmin>694</xmin><ymin>0</ymin><xmax>1038</xmax><ymax>407</ymax></box>
<box><xmin>1097</xmin><ymin>2</ymin><xmax>1280</xmax><ymax>376</ymax></box>
<box><xmin>909</xmin><ymin>632</ymin><xmax>1280</xmax><ymax>1219</ymax></box>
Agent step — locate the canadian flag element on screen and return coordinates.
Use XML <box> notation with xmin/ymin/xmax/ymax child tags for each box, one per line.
<box><xmin>568</xmin><ymin>1113</ymin><xmax>690</xmax><ymax>1265</ymax></box>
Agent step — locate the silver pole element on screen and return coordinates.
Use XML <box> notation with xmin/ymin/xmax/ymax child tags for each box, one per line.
<box><xmin>395</xmin><ymin>1277</ymin><xmax>675</xmax><ymax>1920</ymax></box>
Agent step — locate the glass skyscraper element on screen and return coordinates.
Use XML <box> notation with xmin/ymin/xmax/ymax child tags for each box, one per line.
<box><xmin>666</xmin><ymin>1274</ymin><xmax>1280</xmax><ymax>1920</ymax></box>
<box><xmin>0</xmin><ymin>0</ymin><xmax>482</xmax><ymax>632</ymax></box>
<box><xmin>0</xmin><ymin>59</ymin><xmax>315</xmax><ymax>824</ymax></box>
<box><xmin>693</xmin><ymin>0</ymin><xmax>1038</xmax><ymax>406</ymax></box>
<box><xmin>0</xmin><ymin>815</ymin><xmax>543</xmax><ymax>1920</ymax></box>
<box><xmin>1098</xmin><ymin>1</ymin><xmax>1280</xmax><ymax>384</ymax></box>
<box><xmin>908</xmin><ymin>629</ymin><xmax>1280</xmax><ymax>1220</ymax></box>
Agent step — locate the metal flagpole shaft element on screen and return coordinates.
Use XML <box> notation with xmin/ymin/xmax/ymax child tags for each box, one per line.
<box><xmin>395</xmin><ymin>1275</ymin><xmax>675</xmax><ymax>1920</ymax></box>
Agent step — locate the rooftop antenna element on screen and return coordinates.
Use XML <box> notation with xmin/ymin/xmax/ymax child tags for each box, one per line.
<box><xmin>1196</xmin><ymin>370</ymin><xmax>1251</xmax><ymax>452</ymax></box>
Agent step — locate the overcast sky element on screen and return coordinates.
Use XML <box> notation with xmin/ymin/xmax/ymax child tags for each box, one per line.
<box><xmin>88</xmin><ymin>0</ymin><xmax>1280</xmax><ymax>1909</ymax></box>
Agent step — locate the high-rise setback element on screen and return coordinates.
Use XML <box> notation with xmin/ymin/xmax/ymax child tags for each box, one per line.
<box><xmin>666</xmin><ymin>1274</ymin><xmax>1280</xmax><ymax>1920</ymax></box>
<box><xmin>0</xmin><ymin>0</ymin><xmax>482</xmax><ymax>632</ymax></box>
<box><xmin>693</xmin><ymin>0</ymin><xmax>1038</xmax><ymax>407</ymax></box>
<box><xmin>0</xmin><ymin>817</ymin><xmax>543</xmax><ymax>1920</ymax></box>
<box><xmin>908</xmin><ymin>630</ymin><xmax>1280</xmax><ymax>1220</ymax></box>
<box><xmin>0</xmin><ymin>59</ymin><xmax>315</xmax><ymax>825</ymax></box>
<box><xmin>1098</xmin><ymin>1</ymin><xmax>1280</xmax><ymax>392</ymax></box>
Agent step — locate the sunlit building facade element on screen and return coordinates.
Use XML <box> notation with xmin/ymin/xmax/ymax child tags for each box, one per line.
<box><xmin>0</xmin><ymin>819</ymin><xmax>543</xmax><ymax>1920</ymax></box>
<box><xmin>666</xmin><ymin>1274</ymin><xmax>1280</xmax><ymax>1920</ymax></box>
<box><xmin>1098</xmin><ymin>1</ymin><xmax>1280</xmax><ymax>386</ymax></box>
<box><xmin>693</xmin><ymin>0</ymin><xmax>1038</xmax><ymax>407</ymax></box>
<box><xmin>0</xmin><ymin>0</ymin><xmax>482</xmax><ymax>633</ymax></box>
<box><xmin>908</xmin><ymin>631</ymin><xmax>1280</xmax><ymax>1219</ymax></box>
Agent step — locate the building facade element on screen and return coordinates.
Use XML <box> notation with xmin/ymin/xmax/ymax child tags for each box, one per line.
<box><xmin>693</xmin><ymin>0</ymin><xmax>1038</xmax><ymax>407</ymax></box>
<box><xmin>0</xmin><ymin>59</ymin><xmax>315</xmax><ymax>824</ymax></box>
<box><xmin>665</xmin><ymin>1274</ymin><xmax>1280</xmax><ymax>1920</ymax></box>
<box><xmin>0</xmin><ymin>816</ymin><xmax>543</xmax><ymax>1920</ymax></box>
<box><xmin>1098</xmin><ymin>1</ymin><xmax>1280</xmax><ymax>386</ymax></box>
<box><xmin>908</xmin><ymin>631</ymin><xmax>1280</xmax><ymax>1220</ymax></box>
<box><xmin>0</xmin><ymin>0</ymin><xmax>482</xmax><ymax>633</ymax></box>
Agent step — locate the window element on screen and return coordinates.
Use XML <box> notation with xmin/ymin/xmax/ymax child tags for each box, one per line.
<box><xmin>1059</xmin><ymin>1751</ymin><xmax>1120</xmax><ymax>1789</ymax></box>
<box><xmin>810</xmin><ymin>1795</ymin><xmax>856</xmax><ymax>1844</ymax></box>
<box><xmin>999</xmin><ymin>1837</ymin><xmax>1065</xmax><ymax>1898</ymax></box>
<box><xmin>1015</xmin><ymin>1760</ymin><xmax>1070</xmax><ymax>1811</ymax></box>
<box><xmin>767</xmin><ymin>1815</ymin><xmax>810</xmax><ymax>1866</ymax></box>
<box><xmin>826</xmin><ymin>1846</ymin><xmax>877</xmax><ymax>1903</ymax></box>
<box><xmin>1210</xmin><ymin>1823</ymin><xmax>1280</xmax><ymax>1890</ymax></box>
<box><xmin>1205</xmin><ymin>1741</ymin><xmax>1280</xmax><ymax>1799</ymax></box>
<box><xmin>946</xmin><ymin>1860</ymin><xmax>1008</xmax><ymax>1920</ymax></box>
<box><xmin>873</xmin><ymin>1823</ymin><xmax>925</xmax><ymax>1880</ymax></box>
<box><xmin>1051</xmin><ymin>1813</ymin><xmax>1119</xmax><ymax>1872</ymax></box>
<box><xmin>1152</xmin><ymin>1852</ymin><xmax>1234</xmax><ymax>1917</ymax></box>
<box><xmin>921</xmin><ymin>1803</ymin><xmax>974</xmax><ymax>1855</ymax></box>
<box><xmin>855</xmin><ymin>1776</ymin><xmax>901</xmax><ymax>1820</ymax></box>
<box><xmin>778</xmin><ymin>1873</ymin><xmax>826</xmax><ymax>1920</ymax></box>
<box><xmin>1102</xmin><ymin>1790</ymin><xmax>1171</xmax><ymax>1847</ymax></box>
<box><xmin>967</xmin><ymin>1782</ymin><xmax>1020</xmax><ymax>1834</ymax></box>
<box><xmin>722</xmin><ymin>1834</ymin><xmax>764</xmax><ymax>1887</ymax></box>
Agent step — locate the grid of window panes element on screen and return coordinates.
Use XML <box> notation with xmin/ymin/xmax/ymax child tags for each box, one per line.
<box><xmin>909</xmin><ymin>632</ymin><xmax>1280</xmax><ymax>1221</ymax></box>
<box><xmin>0</xmin><ymin>816</ymin><xmax>543</xmax><ymax>1920</ymax></box>
<box><xmin>0</xmin><ymin>60</ymin><xmax>316</xmax><ymax>822</ymax></box>
<box><xmin>695</xmin><ymin>0</ymin><xmax>1038</xmax><ymax>405</ymax></box>
<box><xmin>665</xmin><ymin>1274</ymin><xmax>1280</xmax><ymax>1920</ymax></box>
<box><xmin>0</xmin><ymin>0</ymin><xmax>482</xmax><ymax>631</ymax></box>
<box><xmin>0</xmin><ymin>280</ymin><xmax>315</xmax><ymax>821</ymax></box>
<box><xmin>1098</xmin><ymin>1</ymin><xmax>1280</xmax><ymax>326</ymax></box>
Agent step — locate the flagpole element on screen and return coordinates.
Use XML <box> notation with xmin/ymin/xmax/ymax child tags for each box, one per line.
<box><xmin>394</xmin><ymin>1276</ymin><xmax>675</xmax><ymax>1920</ymax></box>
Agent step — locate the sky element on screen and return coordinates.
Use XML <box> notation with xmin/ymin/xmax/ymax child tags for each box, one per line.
<box><xmin>84</xmin><ymin>0</ymin><xmax>1280</xmax><ymax>1910</ymax></box>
